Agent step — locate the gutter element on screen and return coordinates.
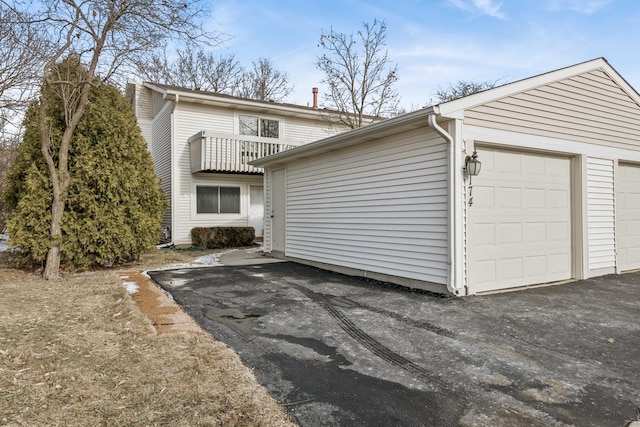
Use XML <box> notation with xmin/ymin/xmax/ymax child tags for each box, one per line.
<box><xmin>427</xmin><ymin>112</ymin><xmax>462</xmax><ymax>296</ymax></box>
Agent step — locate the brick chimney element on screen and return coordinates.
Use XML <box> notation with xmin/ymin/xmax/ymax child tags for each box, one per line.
<box><xmin>312</xmin><ymin>87</ymin><xmax>318</xmax><ymax>110</ymax></box>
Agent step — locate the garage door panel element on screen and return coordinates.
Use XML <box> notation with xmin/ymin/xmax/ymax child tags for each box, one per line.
<box><xmin>549</xmin><ymin>253</ymin><xmax>571</xmax><ymax>275</ymax></box>
<box><xmin>475</xmin><ymin>260</ymin><xmax>497</xmax><ymax>285</ymax></box>
<box><xmin>497</xmin><ymin>223</ymin><xmax>522</xmax><ymax>244</ymax></box>
<box><xmin>548</xmin><ymin>190</ymin><xmax>570</xmax><ymax>208</ymax></box>
<box><xmin>469</xmin><ymin>148</ymin><xmax>572</xmax><ymax>293</ymax></box>
<box><xmin>498</xmin><ymin>258</ymin><xmax>523</xmax><ymax>280</ymax></box>
<box><xmin>497</xmin><ymin>187</ymin><xmax>522</xmax><ymax>208</ymax></box>
<box><xmin>524</xmin><ymin>256</ymin><xmax>547</xmax><ymax>278</ymax></box>
<box><xmin>524</xmin><ymin>189</ymin><xmax>546</xmax><ymax>208</ymax></box>
<box><xmin>617</xmin><ymin>163</ymin><xmax>640</xmax><ymax>271</ymax></box>
<box><xmin>524</xmin><ymin>223</ymin><xmax>546</xmax><ymax>243</ymax></box>
<box><xmin>474</xmin><ymin>186</ymin><xmax>495</xmax><ymax>208</ymax></box>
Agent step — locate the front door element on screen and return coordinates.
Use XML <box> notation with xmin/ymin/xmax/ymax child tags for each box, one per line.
<box><xmin>271</xmin><ymin>169</ymin><xmax>286</xmax><ymax>252</ymax></box>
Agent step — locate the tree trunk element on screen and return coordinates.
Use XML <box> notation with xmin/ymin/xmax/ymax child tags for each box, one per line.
<box><xmin>43</xmin><ymin>193</ymin><xmax>65</xmax><ymax>279</ymax></box>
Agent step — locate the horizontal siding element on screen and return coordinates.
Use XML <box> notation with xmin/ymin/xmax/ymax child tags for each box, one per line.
<box><xmin>587</xmin><ymin>157</ymin><xmax>615</xmax><ymax>270</ymax></box>
<box><xmin>171</xmin><ymin>102</ymin><xmax>348</xmax><ymax>244</ymax></box>
<box><xmin>151</xmin><ymin>106</ymin><xmax>172</xmax><ymax>230</ymax></box>
<box><xmin>465</xmin><ymin>70</ymin><xmax>640</xmax><ymax>151</ymax></box>
<box><xmin>263</xmin><ymin>169</ymin><xmax>272</xmax><ymax>252</ymax></box>
<box><xmin>285</xmin><ymin>115</ymin><xmax>341</xmax><ymax>144</ymax></box>
<box><xmin>174</xmin><ymin>104</ymin><xmax>238</xmax><ymax>243</ymax></box>
<box><xmin>285</xmin><ymin>128</ymin><xmax>449</xmax><ymax>284</ymax></box>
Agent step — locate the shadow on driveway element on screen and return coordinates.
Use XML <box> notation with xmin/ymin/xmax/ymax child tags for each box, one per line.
<box><xmin>148</xmin><ymin>262</ymin><xmax>640</xmax><ymax>426</ymax></box>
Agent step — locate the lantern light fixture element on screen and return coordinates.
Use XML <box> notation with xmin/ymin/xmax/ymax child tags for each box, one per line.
<box><xmin>465</xmin><ymin>150</ymin><xmax>481</xmax><ymax>176</ymax></box>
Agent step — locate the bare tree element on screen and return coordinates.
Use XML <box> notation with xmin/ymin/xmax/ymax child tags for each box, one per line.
<box><xmin>0</xmin><ymin>135</ymin><xmax>18</xmax><ymax>231</ymax></box>
<box><xmin>0</xmin><ymin>5</ymin><xmax>48</xmax><ymax>139</ymax></box>
<box><xmin>139</xmin><ymin>45</ymin><xmax>244</xmax><ymax>94</ymax></box>
<box><xmin>235</xmin><ymin>58</ymin><xmax>293</xmax><ymax>102</ymax></box>
<box><xmin>5</xmin><ymin>0</ymin><xmax>213</xmax><ymax>279</ymax></box>
<box><xmin>433</xmin><ymin>79</ymin><xmax>502</xmax><ymax>103</ymax></box>
<box><xmin>316</xmin><ymin>19</ymin><xmax>399</xmax><ymax>129</ymax></box>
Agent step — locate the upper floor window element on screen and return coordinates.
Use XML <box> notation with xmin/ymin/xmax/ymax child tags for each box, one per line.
<box><xmin>239</xmin><ymin>115</ymin><xmax>279</xmax><ymax>138</ymax></box>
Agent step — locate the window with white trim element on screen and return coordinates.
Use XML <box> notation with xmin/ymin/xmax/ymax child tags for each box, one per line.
<box><xmin>239</xmin><ymin>115</ymin><xmax>279</xmax><ymax>138</ymax></box>
<box><xmin>196</xmin><ymin>186</ymin><xmax>240</xmax><ymax>214</ymax></box>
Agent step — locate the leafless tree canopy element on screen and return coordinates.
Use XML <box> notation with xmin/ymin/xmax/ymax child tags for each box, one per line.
<box><xmin>316</xmin><ymin>18</ymin><xmax>400</xmax><ymax>129</ymax></box>
<box><xmin>236</xmin><ymin>58</ymin><xmax>293</xmax><ymax>102</ymax></box>
<box><xmin>0</xmin><ymin>5</ymin><xmax>50</xmax><ymax>141</ymax></box>
<box><xmin>433</xmin><ymin>79</ymin><xmax>501</xmax><ymax>103</ymax></box>
<box><xmin>139</xmin><ymin>45</ymin><xmax>244</xmax><ymax>94</ymax></box>
<box><xmin>138</xmin><ymin>48</ymin><xmax>293</xmax><ymax>102</ymax></box>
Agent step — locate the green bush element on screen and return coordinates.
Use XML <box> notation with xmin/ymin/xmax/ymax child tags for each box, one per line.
<box><xmin>191</xmin><ymin>227</ymin><xmax>255</xmax><ymax>249</ymax></box>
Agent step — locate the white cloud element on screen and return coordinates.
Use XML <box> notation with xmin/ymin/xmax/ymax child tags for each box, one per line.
<box><xmin>545</xmin><ymin>0</ymin><xmax>613</xmax><ymax>14</ymax></box>
<box><xmin>448</xmin><ymin>0</ymin><xmax>507</xmax><ymax>19</ymax></box>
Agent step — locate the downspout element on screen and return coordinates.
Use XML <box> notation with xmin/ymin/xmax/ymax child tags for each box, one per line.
<box><xmin>428</xmin><ymin>113</ymin><xmax>462</xmax><ymax>296</ymax></box>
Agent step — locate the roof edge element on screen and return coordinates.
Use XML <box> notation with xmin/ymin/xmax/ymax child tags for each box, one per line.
<box><xmin>437</xmin><ymin>57</ymin><xmax>640</xmax><ymax>117</ymax></box>
<box><xmin>250</xmin><ymin>106</ymin><xmax>436</xmax><ymax>167</ymax></box>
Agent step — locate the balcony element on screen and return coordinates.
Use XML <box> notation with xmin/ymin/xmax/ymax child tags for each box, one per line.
<box><xmin>189</xmin><ymin>131</ymin><xmax>296</xmax><ymax>174</ymax></box>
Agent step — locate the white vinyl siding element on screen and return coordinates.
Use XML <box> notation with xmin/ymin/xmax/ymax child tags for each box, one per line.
<box><xmin>170</xmin><ymin>103</ymin><xmax>343</xmax><ymax>244</ymax></box>
<box><xmin>263</xmin><ymin>170</ymin><xmax>273</xmax><ymax>252</ymax></box>
<box><xmin>173</xmin><ymin>103</ymin><xmax>248</xmax><ymax>243</ymax></box>
<box><xmin>151</xmin><ymin>104</ymin><xmax>172</xmax><ymax>230</ymax></box>
<box><xmin>617</xmin><ymin>163</ymin><xmax>640</xmax><ymax>271</ymax></box>
<box><xmin>284</xmin><ymin>128</ymin><xmax>449</xmax><ymax>284</ymax></box>
<box><xmin>285</xmin><ymin>115</ymin><xmax>341</xmax><ymax>144</ymax></box>
<box><xmin>587</xmin><ymin>157</ymin><xmax>615</xmax><ymax>272</ymax></box>
<box><xmin>465</xmin><ymin>70</ymin><xmax>640</xmax><ymax>152</ymax></box>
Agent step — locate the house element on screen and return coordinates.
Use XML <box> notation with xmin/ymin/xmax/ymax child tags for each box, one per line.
<box><xmin>127</xmin><ymin>82</ymin><xmax>354</xmax><ymax>245</ymax></box>
<box><xmin>251</xmin><ymin>58</ymin><xmax>640</xmax><ymax>296</ymax></box>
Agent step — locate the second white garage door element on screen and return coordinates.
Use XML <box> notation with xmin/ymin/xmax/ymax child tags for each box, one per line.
<box><xmin>617</xmin><ymin>163</ymin><xmax>640</xmax><ymax>271</ymax></box>
<box><xmin>468</xmin><ymin>148</ymin><xmax>573</xmax><ymax>293</ymax></box>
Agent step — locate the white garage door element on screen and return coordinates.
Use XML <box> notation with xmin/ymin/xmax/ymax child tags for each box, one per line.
<box><xmin>468</xmin><ymin>148</ymin><xmax>573</xmax><ymax>293</ymax></box>
<box><xmin>617</xmin><ymin>163</ymin><xmax>640</xmax><ymax>271</ymax></box>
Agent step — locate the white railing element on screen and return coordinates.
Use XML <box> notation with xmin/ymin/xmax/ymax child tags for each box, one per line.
<box><xmin>189</xmin><ymin>131</ymin><xmax>296</xmax><ymax>174</ymax></box>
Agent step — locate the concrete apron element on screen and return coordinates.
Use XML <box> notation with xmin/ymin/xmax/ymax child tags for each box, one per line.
<box><xmin>147</xmin><ymin>251</ymin><xmax>640</xmax><ymax>427</ymax></box>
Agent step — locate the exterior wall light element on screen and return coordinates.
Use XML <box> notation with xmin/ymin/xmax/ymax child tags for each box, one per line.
<box><xmin>465</xmin><ymin>150</ymin><xmax>481</xmax><ymax>176</ymax></box>
<box><xmin>465</xmin><ymin>150</ymin><xmax>481</xmax><ymax>206</ymax></box>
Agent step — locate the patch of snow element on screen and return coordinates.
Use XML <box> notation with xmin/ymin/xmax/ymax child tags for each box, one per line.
<box><xmin>252</xmin><ymin>273</ymin><xmax>265</xmax><ymax>278</ymax></box>
<box><xmin>192</xmin><ymin>252</ymin><xmax>226</xmax><ymax>265</ymax></box>
<box><xmin>123</xmin><ymin>281</ymin><xmax>139</xmax><ymax>294</ymax></box>
<box><xmin>142</xmin><ymin>248</ymin><xmax>237</xmax><ymax>278</ymax></box>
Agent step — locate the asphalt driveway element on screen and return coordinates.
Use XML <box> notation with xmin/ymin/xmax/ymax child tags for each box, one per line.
<box><xmin>148</xmin><ymin>260</ymin><xmax>640</xmax><ymax>426</ymax></box>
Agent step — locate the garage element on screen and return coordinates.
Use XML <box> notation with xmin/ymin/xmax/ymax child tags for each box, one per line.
<box><xmin>253</xmin><ymin>58</ymin><xmax>640</xmax><ymax>296</ymax></box>
<box><xmin>617</xmin><ymin>163</ymin><xmax>640</xmax><ymax>271</ymax></box>
<box><xmin>468</xmin><ymin>148</ymin><xmax>573</xmax><ymax>293</ymax></box>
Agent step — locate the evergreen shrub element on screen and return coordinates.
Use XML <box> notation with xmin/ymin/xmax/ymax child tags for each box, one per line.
<box><xmin>191</xmin><ymin>227</ymin><xmax>255</xmax><ymax>249</ymax></box>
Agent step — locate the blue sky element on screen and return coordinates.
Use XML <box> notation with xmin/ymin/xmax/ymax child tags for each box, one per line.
<box><xmin>208</xmin><ymin>0</ymin><xmax>640</xmax><ymax>109</ymax></box>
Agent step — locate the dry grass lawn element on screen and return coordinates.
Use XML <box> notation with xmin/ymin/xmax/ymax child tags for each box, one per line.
<box><xmin>0</xmin><ymin>249</ymin><xmax>296</xmax><ymax>426</ymax></box>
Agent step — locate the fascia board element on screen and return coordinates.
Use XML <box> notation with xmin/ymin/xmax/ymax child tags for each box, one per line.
<box><xmin>250</xmin><ymin>107</ymin><xmax>435</xmax><ymax>167</ymax></box>
<box><xmin>152</xmin><ymin>87</ymin><xmax>331</xmax><ymax>120</ymax></box>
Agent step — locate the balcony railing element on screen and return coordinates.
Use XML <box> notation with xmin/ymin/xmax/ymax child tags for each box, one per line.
<box><xmin>189</xmin><ymin>131</ymin><xmax>296</xmax><ymax>174</ymax></box>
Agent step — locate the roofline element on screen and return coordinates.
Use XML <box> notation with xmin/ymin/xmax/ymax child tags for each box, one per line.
<box><xmin>140</xmin><ymin>82</ymin><xmax>377</xmax><ymax>121</ymax></box>
<box><xmin>250</xmin><ymin>106</ymin><xmax>436</xmax><ymax>167</ymax></box>
<box><xmin>437</xmin><ymin>57</ymin><xmax>640</xmax><ymax>118</ymax></box>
